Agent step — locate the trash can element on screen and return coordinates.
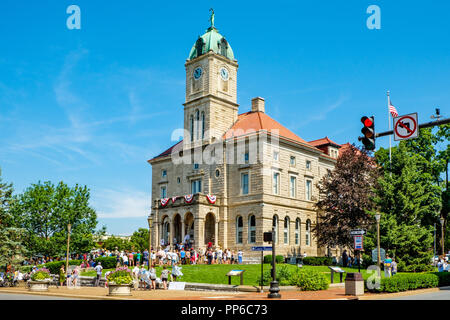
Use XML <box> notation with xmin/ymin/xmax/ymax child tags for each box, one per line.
<box><xmin>345</xmin><ymin>272</ymin><xmax>364</xmax><ymax>296</ymax></box>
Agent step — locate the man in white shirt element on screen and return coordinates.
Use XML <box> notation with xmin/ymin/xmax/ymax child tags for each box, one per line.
<box><xmin>94</xmin><ymin>262</ymin><xmax>103</xmax><ymax>287</ymax></box>
<box><xmin>132</xmin><ymin>264</ymin><xmax>140</xmax><ymax>290</ymax></box>
<box><xmin>217</xmin><ymin>248</ymin><xmax>223</xmax><ymax>264</ymax></box>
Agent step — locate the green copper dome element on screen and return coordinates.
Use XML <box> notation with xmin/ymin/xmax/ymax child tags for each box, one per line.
<box><xmin>188</xmin><ymin>26</ymin><xmax>235</xmax><ymax>61</ymax></box>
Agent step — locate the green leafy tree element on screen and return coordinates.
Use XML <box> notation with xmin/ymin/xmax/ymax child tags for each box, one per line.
<box><xmin>313</xmin><ymin>145</ymin><xmax>379</xmax><ymax>250</ymax></box>
<box><xmin>102</xmin><ymin>235</ymin><xmax>130</xmax><ymax>251</ymax></box>
<box><xmin>130</xmin><ymin>228</ymin><xmax>149</xmax><ymax>252</ymax></box>
<box><xmin>10</xmin><ymin>181</ymin><xmax>98</xmax><ymax>257</ymax></box>
<box><xmin>0</xmin><ymin>168</ymin><xmax>27</xmax><ymax>267</ymax></box>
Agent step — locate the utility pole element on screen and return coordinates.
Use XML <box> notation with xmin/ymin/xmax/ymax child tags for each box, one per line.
<box><xmin>268</xmin><ymin>226</ymin><xmax>281</xmax><ymax>298</ymax></box>
<box><xmin>375</xmin><ymin>214</ymin><xmax>381</xmax><ymax>276</ymax></box>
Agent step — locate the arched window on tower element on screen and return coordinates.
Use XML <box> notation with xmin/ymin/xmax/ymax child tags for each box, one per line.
<box><xmin>306</xmin><ymin>219</ymin><xmax>311</xmax><ymax>246</ymax></box>
<box><xmin>219</xmin><ymin>38</ymin><xmax>228</xmax><ymax>57</ymax></box>
<box><xmin>201</xmin><ymin>111</ymin><xmax>205</xmax><ymax>139</ymax></box>
<box><xmin>236</xmin><ymin>216</ymin><xmax>243</xmax><ymax>244</ymax></box>
<box><xmin>195</xmin><ymin>37</ymin><xmax>204</xmax><ymax>58</ymax></box>
<box><xmin>195</xmin><ymin>109</ymin><xmax>200</xmax><ymax>140</ymax></box>
<box><xmin>284</xmin><ymin>217</ymin><xmax>290</xmax><ymax>245</ymax></box>
<box><xmin>190</xmin><ymin>115</ymin><xmax>194</xmax><ymax>142</ymax></box>
<box><xmin>295</xmin><ymin>218</ymin><xmax>301</xmax><ymax>245</ymax></box>
<box><xmin>248</xmin><ymin>215</ymin><xmax>256</xmax><ymax>244</ymax></box>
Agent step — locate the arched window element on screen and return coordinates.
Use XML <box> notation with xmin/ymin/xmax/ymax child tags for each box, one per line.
<box><xmin>295</xmin><ymin>218</ymin><xmax>301</xmax><ymax>245</ymax></box>
<box><xmin>195</xmin><ymin>110</ymin><xmax>200</xmax><ymax>140</ymax></box>
<box><xmin>248</xmin><ymin>215</ymin><xmax>256</xmax><ymax>244</ymax></box>
<box><xmin>236</xmin><ymin>216</ymin><xmax>243</xmax><ymax>244</ymax></box>
<box><xmin>195</xmin><ymin>37</ymin><xmax>204</xmax><ymax>58</ymax></box>
<box><xmin>284</xmin><ymin>217</ymin><xmax>290</xmax><ymax>244</ymax></box>
<box><xmin>272</xmin><ymin>215</ymin><xmax>278</xmax><ymax>244</ymax></box>
<box><xmin>220</xmin><ymin>38</ymin><xmax>228</xmax><ymax>57</ymax></box>
<box><xmin>190</xmin><ymin>115</ymin><xmax>194</xmax><ymax>142</ymax></box>
<box><xmin>201</xmin><ymin>111</ymin><xmax>205</xmax><ymax>139</ymax></box>
<box><xmin>306</xmin><ymin>219</ymin><xmax>311</xmax><ymax>246</ymax></box>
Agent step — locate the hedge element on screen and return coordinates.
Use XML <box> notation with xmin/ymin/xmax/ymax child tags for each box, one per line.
<box><xmin>302</xmin><ymin>257</ymin><xmax>333</xmax><ymax>266</ymax></box>
<box><xmin>290</xmin><ymin>269</ymin><xmax>329</xmax><ymax>291</ymax></box>
<box><xmin>432</xmin><ymin>272</ymin><xmax>450</xmax><ymax>287</ymax></box>
<box><xmin>367</xmin><ymin>273</ymin><xmax>439</xmax><ymax>293</ymax></box>
<box><xmin>263</xmin><ymin>255</ymin><xmax>284</xmax><ymax>264</ymax></box>
<box><xmin>43</xmin><ymin>260</ymin><xmax>83</xmax><ymax>274</ymax></box>
<box><xmin>95</xmin><ymin>256</ymin><xmax>117</xmax><ymax>269</ymax></box>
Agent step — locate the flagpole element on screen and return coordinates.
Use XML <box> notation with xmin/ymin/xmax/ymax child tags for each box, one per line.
<box><xmin>387</xmin><ymin>90</ymin><xmax>392</xmax><ymax>172</ymax></box>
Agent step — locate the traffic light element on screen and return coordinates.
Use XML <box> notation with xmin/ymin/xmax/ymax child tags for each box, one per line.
<box><xmin>359</xmin><ymin>116</ymin><xmax>375</xmax><ymax>150</ymax></box>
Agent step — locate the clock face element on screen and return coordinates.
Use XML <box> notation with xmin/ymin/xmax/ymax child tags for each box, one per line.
<box><xmin>193</xmin><ymin>67</ymin><xmax>203</xmax><ymax>80</ymax></box>
<box><xmin>220</xmin><ymin>67</ymin><xmax>229</xmax><ymax>81</ymax></box>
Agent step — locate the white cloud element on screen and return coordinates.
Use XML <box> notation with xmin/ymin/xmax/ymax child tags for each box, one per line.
<box><xmin>92</xmin><ymin>188</ymin><xmax>150</xmax><ymax>219</ymax></box>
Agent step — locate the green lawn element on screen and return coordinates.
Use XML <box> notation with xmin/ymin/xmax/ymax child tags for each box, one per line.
<box><xmin>80</xmin><ymin>263</ymin><xmax>391</xmax><ymax>286</ymax></box>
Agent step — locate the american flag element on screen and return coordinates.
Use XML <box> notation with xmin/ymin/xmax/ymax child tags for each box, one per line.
<box><xmin>389</xmin><ymin>101</ymin><xmax>398</xmax><ymax>118</ymax></box>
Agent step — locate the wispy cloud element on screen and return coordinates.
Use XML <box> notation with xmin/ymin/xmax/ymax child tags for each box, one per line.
<box><xmin>92</xmin><ymin>188</ymin><xmax>150</xmax><ymax>219</ymax></box>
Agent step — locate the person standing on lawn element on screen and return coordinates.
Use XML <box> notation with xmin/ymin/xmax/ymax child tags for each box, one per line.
<box><xmin>143</xmin><ymin>249</ymin><xmax>149</xmax><ymax>267</ymax></box>
<box><xmin>149</xmin><ymin>264</ymin><xmax>157</xmax><ymax>290</ymax></box>
<box><xmin>160</xmin><ymin>266</ymin><xmax>169</xmax><ymax>290</ymax></box>
<box><xmin>94</xmin><ymin>262</ymin><xmax>103</xmax><ymax>287</ymax></box>
<box><xmin>384</xmin><ymin>255</ymin><xmax>392</xmax><ymax>278</ymax></box>
<box><xmin>238</xmin><ymin>249</ymin><xmax>243</xmax><ymax>264</ymax></box>
<box><xmin>58</xmin><ymin>265</ymin><xmax>65</xmax><ymax>288</ymax></box>
<box><xmin>391</xmin><ymin>258</ymin><xmax>397</xmax><ymax>276</ymax></box>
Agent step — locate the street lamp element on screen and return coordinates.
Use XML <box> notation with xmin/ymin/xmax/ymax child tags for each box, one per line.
<box><xmin>66</xmin><ymin>223</ymin><xmax>71</xmax><ymax>279</ymax></box>
<box><xmin>375</xmin><ymin>214</ymin><xmax>381</xmax><ymax>275</ymax></box>
<box><xmin>440</xmin><ymin>217</ymin><xmax>445</xmax><ymax>256</ymax></box>
<box><xmin>147</xmin><ymin>215</ymin><xmax>153</xmax><ymax>270</ymax></box>
<box><xmin>268</xmin><ymin>226</ymin><xmax>281</xmax><ymax>298</ymax></box>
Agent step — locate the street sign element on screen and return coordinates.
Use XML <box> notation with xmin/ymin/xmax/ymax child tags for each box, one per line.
<box><xmin>353</xmin><ymin>235</ymin><xmax>363</xmax><ymax>250</ymax></box>
<box><xmin>251</xmin><ymin>246</ymin><xmax>273</xmax><ymax>251</ymax></box>
<box><xmin>393</xmin><ymin>113</ymin><xmax>419</xmax><ymax>141</ymax></box>
<box><xmin>350</xmin><ymin>229</ymin><xmax>366</xmax><ymax>236</ymax></box>
<box><xmin>371</xmin><ymin>248</ymin><xmax>386</xmax><ymax>262</ymax></box>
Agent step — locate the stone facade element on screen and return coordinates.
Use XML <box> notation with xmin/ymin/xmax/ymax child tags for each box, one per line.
<box><xmin>148</xmin><ymin>22</ymin><xmax>344</xmax><ymax>260</ymax></box>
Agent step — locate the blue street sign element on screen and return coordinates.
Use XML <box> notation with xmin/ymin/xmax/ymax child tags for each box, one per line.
<box><xmin>251</xmin><ymin>246</ymin><xmax>272</xmax><ymax>251</ymax></box>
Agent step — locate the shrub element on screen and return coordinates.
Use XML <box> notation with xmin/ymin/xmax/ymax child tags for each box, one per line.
<box><xmin>263</xmin><ymin>255</ymin><xmax>284</xmax><ymax>264</ymax></box>
<box><xmin>432</xmin><ymin>272</ymin><xmax>450</xmax><ymax>287</ymax></box>
<box><xmin>290</xmin><ymin>269</ymin><xmax>329</xmax><ymax>291</ymax></box>
<box><xmin>95</xmin><ymin>256</ymin><xmax>117</xmax><ymax>269</ymax></box>
<box><xmin>302</xmin><ymin>257</ymin><xmax>333</xmax><ymax>266</ymax></box>
<box><xmin>368</xmin><ymin>273</ymin><xmax>439</xmax><ymax>293</ymax></box>
<box><xmin>106</xmin><ymin>267</ymin><xmax>133</xmax><ymax>285</ymax></box>
<box><xmin>400</xmin><ymin>264</ymin><xmax>435</xmax><ymax>273</ymax></box>
<box><xmin>259</xmin><ymin>265</ymin><xmax>293</xmax><ymax>286</ymax></box>
<box><xmin>31</xmin><ymin>268</ymin><xmax>52</xmax><ymax>281</ymax></box>
<box><xmin>42</xmin><ymin>260</ymin><xmax>82</xmax><ymax>274</ymax></box>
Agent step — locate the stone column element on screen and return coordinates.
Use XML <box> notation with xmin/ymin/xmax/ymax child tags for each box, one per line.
<box><xmin>181</xmin><ymin>220</ymin><xmax>186</xmax><ymax>243</ymax></box>
<box><xmin>214</xmin><ymin>220</ymin><xmax>219</xmax><ymax>247</ymax></box>
<box><xmin>169</xmin><ymin>217</ymin><xmax>174</xmax><ymax>249</ymax></box>
<box><xmin>195</xmin><ymin>217</ymin><xmax>205</xmax><ymax>249</ymax></box>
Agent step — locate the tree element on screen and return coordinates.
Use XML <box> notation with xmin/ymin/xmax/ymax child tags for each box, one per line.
<box><xmin>130</xmin><ymin>228</ymin><xmax>149</xmax><ymax>252</ymax></box>
<box><xmin>10</xmin><ymin>181</ymin><xmax>98</xmax><ymax>257</ymax></box>
<box><xmin>102</xmin><ymin>236</ymin><xmax>130</xmax><ymax>251</ymax></box>
<box><xmin>0</xmin><ymin>168</ymin><xmax>26</xmax><ymax>267</ymax></box>
<box><xmin>313</xmin><ymin>145</ymin><xmax>379</xmax><ymax>250</ymax></box>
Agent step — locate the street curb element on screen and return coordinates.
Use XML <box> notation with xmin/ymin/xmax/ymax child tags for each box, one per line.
<box><xmin>0</xmin><ymin>289</ymin><xmax>135</xmax><ymax>300</ymax></box>
<box><xmin>357</xmin><ymin>286</ymin><xmax>450</xmax><ymax>300</ymax></box>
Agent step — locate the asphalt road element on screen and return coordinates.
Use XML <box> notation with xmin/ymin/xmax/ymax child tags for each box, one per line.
<box><xmin>0</xmin><ymin>293</ymin><xmax>80</xmax><ymax>300</ymax></box>
<box><xmin>387</xmin><ymin>288</ymin><xmax>450</xmax><ymax>300</ymax></box>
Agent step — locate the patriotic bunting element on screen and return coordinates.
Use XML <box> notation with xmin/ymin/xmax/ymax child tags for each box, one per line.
<box><xmin>160</xmin><ymin>198</ymin><xmax>169</xmax><ymax>207</ymax></box>
<box><xmin>184</xmin><ymin>194</ymin><xmax>194</xmax><ymax>203</ymax></box>
<box><xmin>171</xmin><ymin>196</ymin><xmax>178</xmax><ymax>203</ymax></box>
<box><xmin>206</xmin><ymin>194</ymin><xmax>217</xmax><ymax>204</ymax></box>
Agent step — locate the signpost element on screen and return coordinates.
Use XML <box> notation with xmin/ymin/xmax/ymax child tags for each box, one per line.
<box><xmin>252</xmin><ymin>246</ymin><xmax>272</xmax><ymax>292</ymax></box>
<box><xmin>353</xmin><ymin>235</ymin><xmax>364</xmax><ymax>273</ymax></box>
<box><xmin>350</xmin><ymin>229</ymin><xmax>366</xmax><ymax>236</ymax></box>
<box><xmin>393</xmin><ymin>113</ymin><xmax>419</xmax><ymax>141</ymax></box>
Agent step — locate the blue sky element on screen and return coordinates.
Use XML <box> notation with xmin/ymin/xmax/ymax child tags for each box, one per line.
<box><xmin>1</xmin><ymin>1</ymin><xmax>449</xmax><ymax>235</ymax></box>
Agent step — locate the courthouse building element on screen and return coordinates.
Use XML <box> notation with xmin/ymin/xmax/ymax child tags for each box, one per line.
<box><xmin>148</xmin><ymin>17</ymin><xmax>345</xmax><ymax>260</ymax></box>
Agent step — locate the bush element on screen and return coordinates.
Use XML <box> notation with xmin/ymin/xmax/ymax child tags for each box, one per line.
<box><xmin>368</xmin><ymin>273</ymin><xmax>439</xmax><ymax>293</ymax></box>
<box><xmin>106</xmin><ymin>267</ymin><xmax>133</xmax><ymax>285</ymax></box>
<box><xmin>400</xmin><ymin>264</ymin><xmax>435</xmax><ymax>273</ymax></box>
<box><xmin>259</xmin><ymin>265</ymin><xmax>293</xmax><ymax>286</ymax></box>
<box><xmin>302</xmin><ymin>257</ymin><xmax>333</xmax><ymax>266</ymax></box>
<box><xmin>42</xmin><ymin>260</ymin><xmax>82</xmax><ymax>274</ymax></box>
<box><xmin>263</xmin><ymin>255</ymin><xmax>284</xmax><ymax>264</ymax></box>
<box><xmin>95</xmin><ymin>256</ymin><xmax>117</xmax><ymax>269</ymax></box>
<box><xmin>31</xmin><ymin>268</ymin><xmax>52</xmax><ymax>281</ymax></box>
<box><xmin>432</xmin><ymin>272</ymin><xmax>450</xmax><ymax>287</ymax></box>
<box><xmin>290</xmin><ymin>269</ymin><xmax>329</xmax><ymax>291</ymax></box>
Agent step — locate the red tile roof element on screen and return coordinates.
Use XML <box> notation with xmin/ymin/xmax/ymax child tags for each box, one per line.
<box><xmin>309</xmin><ymin>136</ymin><xmax>341</xmax><ymax>148</ymax></box>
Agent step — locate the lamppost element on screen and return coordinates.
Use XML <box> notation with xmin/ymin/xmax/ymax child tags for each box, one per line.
<box><xmin>375</xmin><ymin>214</ymin><xmax>381</xmax><ymax>275</ymax></box>
<box><xmin>440</xmin><ymin>217</ymin><xmax>445</xmax><ymax>256</ymax></box>
<box><xmin>268</xmin><ymin>226</ymin><xmax>281</xmax><ymax>298</ymax></box>
<box><xmin>66</xmin><ymin>223</ymin><xmax>71</xmax><ymax>276</ymax></box>
<box><xmin>147</xmin><ymin>215</ymin><xmax>153</xmax><ymax>270</ymax></box>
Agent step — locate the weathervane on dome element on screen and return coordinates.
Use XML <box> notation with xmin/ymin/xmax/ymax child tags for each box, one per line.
<box><xmin>209</xmin><ymin>8</ymin><xmax>215</xmax><ymax>27</ymax></box>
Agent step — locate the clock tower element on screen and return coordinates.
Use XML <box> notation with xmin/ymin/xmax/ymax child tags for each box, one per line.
<box><xmin>184</xmin><ymin>15</ymin><xmax>239</xmax><ymax>147</ymax></box>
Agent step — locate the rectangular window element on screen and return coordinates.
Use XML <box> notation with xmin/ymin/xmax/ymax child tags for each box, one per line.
<box><xmin>273</xmin><ymin>172</ymin><xmax>280</xmax><ymax>195</ymax></box>
<box><xmin>290</xmin><ymin>176</ymin><xmax>297</xmax><ymax>198</ymax></box>
<box><xmin>160</xmin><ymin>186</ymin><xmax>167</xmax><ymax>198</ymax></box>
<box><xmin>306</xmin><ymin>179</ymin><xmax>312</xmax><ymax>200</ymax></box>
<box><xmin>162</xmin><ymin>170</ymin><xmax>167</xmax><ymax>178</ymax></box>
<box><xmin>290</xmin><ymin>156</ymin><xmax>296</xmax><ymax>166</ymax></box>
<box><xmin>241</xmin><ymin>173</ymin><xmax>249</xmax><ymax>195</ymax></box>
<box><xmin>193</xmin><ymin>163</ymin><xmax>199</xmax><ymax>170</ymax></box>
<box><xmin>191</xmin><ymin>179</ymin><xmax>202</xmax><ymax>194</ymax></box>
<box><xmin>306</xmin><ymin>160</ymin><xmax>311</xmax><ymax>170</ymax></box>
<box><xmin>273</xmin><ymin>151</ymin><xmax>279</xmax><ymax>161</ymax></box>
<box><xmin>244</xmin><ymin>152</ymin><xmax>249</xmax><ymax>164</ymax></box>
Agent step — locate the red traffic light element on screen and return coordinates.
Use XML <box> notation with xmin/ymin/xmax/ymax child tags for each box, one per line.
<box><xmin>361</xmin><ymin>116</ymin><xmax>373</xmax><ymax>127</ymax></box>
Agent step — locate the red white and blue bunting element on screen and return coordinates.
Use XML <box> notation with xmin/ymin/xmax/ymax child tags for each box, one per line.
<box><xmin>171</xmin><ymin>196</ymin><xmax>178</xmax><ymax>203</ymax></box>
<box><xmin>206</xmin><ymin>194</ymin><xmax>217</xmax><ymax>204</ymax></box>
<box><xmin>184</xmin><ymin>194</ymin><xmax>194</xmax><ymax>204</ymax></box>
<box><xmin>160</xmin><ymin>198</ymin><xmax>170</xmax><ymax>207</ymax></box>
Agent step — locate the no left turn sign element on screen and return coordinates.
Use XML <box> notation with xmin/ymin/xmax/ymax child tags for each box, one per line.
<box><xmin>393</xmin><ymin>113</ymin><xmax>419</xmax><ymax>141</ymax></box>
